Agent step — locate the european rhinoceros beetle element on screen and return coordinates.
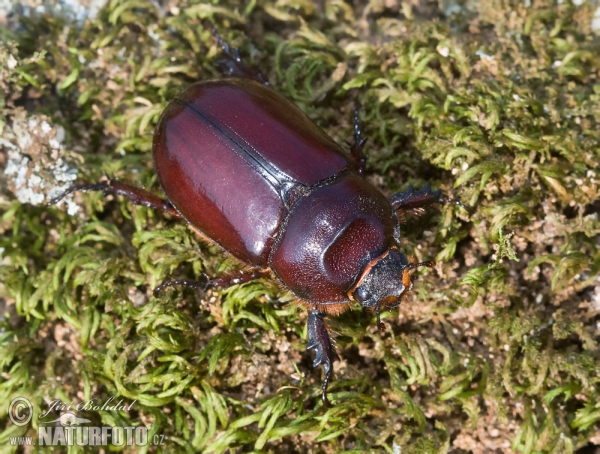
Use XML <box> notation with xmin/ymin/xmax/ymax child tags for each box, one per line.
<box><xmin>51</xmin><ymin>25</ymin><xmax>472</xmax><ymax>407</ymax></box>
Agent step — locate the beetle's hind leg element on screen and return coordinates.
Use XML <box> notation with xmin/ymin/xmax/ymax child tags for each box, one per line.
<box><xmin>388</xmin><ymin>182</ymin><xmax>475</xmax><ymax>220</ymax></box>
<box><xmin>47</xmin><ymin>179</ymin><xmax>181</xmax><ymax>218</ymax></box>
<box><xmin>208</xmin><ymin>23</ymin><xmax>270</xmax><ymax>87</ymax></box>
<box><xmin>350</xmin><ymin>107</ymin><xmax>368</xmax><ymax>175</ymax></box>
<box><xmin>307</xmin><ymin>309</ymin><xmax>340</xmax><ymax>408</ymax></box>
<box><xmin>153</xmin><ymin>268</ymin><xmax>269</xmax><ymax>295</ymax></box>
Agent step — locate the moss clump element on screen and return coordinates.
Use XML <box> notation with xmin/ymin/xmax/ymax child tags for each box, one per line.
<box><xmin>1</xmin><ymin>0</ymin><xmax>600</xmax><ymax>452</ymax></box>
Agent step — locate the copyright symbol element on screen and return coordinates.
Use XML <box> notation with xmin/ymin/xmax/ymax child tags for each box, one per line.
<box><xmin>9</xmin><ymin>397</ymin><xmax>33</xmax><ymax>426</ymax></box>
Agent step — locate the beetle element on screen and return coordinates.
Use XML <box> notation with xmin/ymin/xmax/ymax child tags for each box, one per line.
<box><xmin>50</xmin><ymin>25</ymin><xmax>472</xmax><ymax>407</ymax></box>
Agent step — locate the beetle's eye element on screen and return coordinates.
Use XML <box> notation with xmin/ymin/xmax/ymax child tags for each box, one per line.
<box><xmin>355</xmin><ymin>288</ymin><xmax>370</xmax><ymax>302</ymax></box>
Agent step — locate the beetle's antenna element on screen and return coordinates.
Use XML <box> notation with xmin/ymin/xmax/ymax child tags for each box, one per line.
<box><xmin>406</xmin><ymin>260</ymin><xmax>436</xmax><ymax>271</ymax></box>
<box><xmin>397</xmin><ymin>261</ymin><xmax>436</xmax><ymax>303</ymax></box>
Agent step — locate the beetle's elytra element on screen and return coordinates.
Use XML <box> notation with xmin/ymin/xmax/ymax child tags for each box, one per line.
<box><xmin>50</xmin><ymin>26</ymin><xmax>472</xmax><ymax>407</ymax></box>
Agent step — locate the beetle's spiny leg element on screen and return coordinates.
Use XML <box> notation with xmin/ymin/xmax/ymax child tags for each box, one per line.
<box><xmin>307</xmin><ymin>309</ymin><xmax>339</xmax><ymax>407</ymax></box>
<box><xmin>207</xmin><ymin>22</ymin><xmax>270</xmax><ymax>87</ymax></box>
<box><xmin>389</xmin><ymin>183</ymin><xmax>475</xmax><ymax>218</ymax></box>
<box><xmin>153</xmin><ymin>277</ymin><xmax>209</xmax><ymax>295</ymax></box>
<box><xmin>48</xmin><ymin>179</ymin><xmax>181</xmax><ymax>218</ymax></box>
<box><xmin>389</xmin><ymin>182</ymin><xmax>441</xmax><ymax>215</ymax></box>
<box><xmin>350</xmin><ymin>106</ymin><xmax>368</xmax><ymax>175</ymax></box>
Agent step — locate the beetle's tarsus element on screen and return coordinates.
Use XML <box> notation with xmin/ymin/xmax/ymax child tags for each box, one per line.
<box><xmin>154</xmin><ymin>269</ymin><xmax>268</xmax><ymax>295</ymax></box>
<box><xmin>440</xmin><ymin>196</ymin><xmax>476</xmax><ymax>215</ymax></box>
<box><xmin>307</xmin><ymin>308</ymin><xmax>339</xmax><ymax>407</ymax></box>
<box><xmin>48</xmin><ymin>179</ymin><xmax>181</xmax><ymax>217</ymax></box>
<box><xmin>208</xmin><ymin>22</ymin><xmax>270</xmax><ymax>87</ymax></box>
<box><xmin>153</xmin><ymin>277</ymin><xmax>209</xmax><ymax>295</ymax></box>
<box><xmin>350</xmin><ymin>107</ymin><xmax>368</xmax><ymax>175</ymax></box>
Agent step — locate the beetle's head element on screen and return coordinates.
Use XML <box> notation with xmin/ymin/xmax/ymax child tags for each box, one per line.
<box><xmin>349</xmin><ymin>249</ymin><xmax>435</xmax><ymax>331</ymax></box>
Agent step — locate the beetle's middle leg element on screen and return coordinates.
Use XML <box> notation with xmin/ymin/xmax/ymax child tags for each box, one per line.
<box><xmin>307</xmin><ymin>308</ymin><xmax>340</xmax><ymax>407</ymax></box>
<box><xmin>153</xmin><ymin>268</ymin><xmax>270</xmax><ymax>295</ymax></box>
<box><xmin>48</xmin><ymin>179</ymin><xmax>181</xmax><ymax>218</ymax></box>
<box><xmin>209</xmin><ymin>23</ymin><xmax>270</xmax><ymax>87</ymax></box>
<box><xmin>388</xmin><ymin>182</ymin><xmax>475</xmax><ymax>220</ymax></box>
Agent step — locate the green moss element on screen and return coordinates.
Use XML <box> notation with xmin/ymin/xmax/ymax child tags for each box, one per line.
<box><xmin>1</xmin><ymin>0</ymin><xmax>600</xmax><ymax>452</ymax></box>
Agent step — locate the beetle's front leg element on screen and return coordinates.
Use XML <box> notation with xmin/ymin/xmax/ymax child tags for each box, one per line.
<box><xmin>307</xmin><ymin>308</ymin><xmax>340</xmax><ymax>407</ymax></box>
<box><xmin>48</xmin><ymin>179</ymin><xmax>181</xmax><ymax>218</ymax></box>
<box><xmin>388</xmin><ymin>182</ymin><xmax>475</xmax><ymax>219</ymax></box>
<box><xmin>209</xmin><ymin>23</ymin><xmax>270</xmax><ymax>87</ymax></box>
<box><xmin>153</xmin><ymin>268</ymin><xmax>269</xmax><ymax>295</ymax></box>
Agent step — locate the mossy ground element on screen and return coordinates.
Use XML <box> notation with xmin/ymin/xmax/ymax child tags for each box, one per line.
<box><xmin>1</xmin><ymin>0</ymin><xmax>600</xmax><ymax>452</ymax></box>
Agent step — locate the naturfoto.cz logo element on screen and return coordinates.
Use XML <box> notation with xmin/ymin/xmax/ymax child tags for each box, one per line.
<box><xmin>8</xmin><ymin>397</ymin><xmax>165</xmax><ymax>447</ymax></box>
